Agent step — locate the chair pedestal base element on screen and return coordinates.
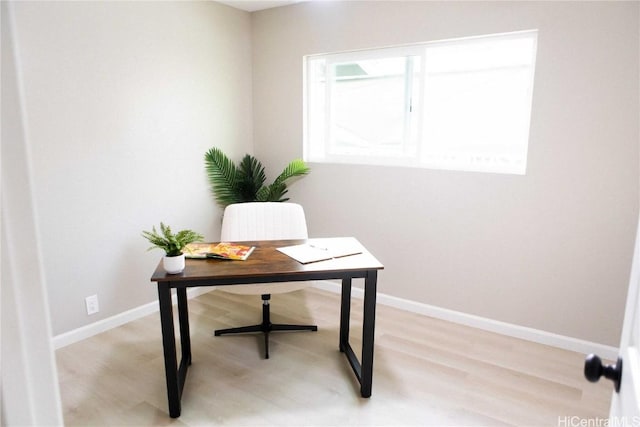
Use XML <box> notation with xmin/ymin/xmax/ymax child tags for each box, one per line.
<box><xmin>214</xmin><ymin>294</ymin><xmax>318</xmax><ymax>359</ymax></box>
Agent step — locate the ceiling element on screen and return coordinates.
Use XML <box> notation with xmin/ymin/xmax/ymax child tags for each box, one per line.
<box><xmin>217</xmin><ymin>0</ymin><xmax>305</xmax><ymax>12</ymax></box>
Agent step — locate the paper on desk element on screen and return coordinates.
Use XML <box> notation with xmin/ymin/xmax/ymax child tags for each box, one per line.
<box><xmin>277</xmin><ymin>240</ymin><xmax>362</xmax><ymax>264</ymax></box>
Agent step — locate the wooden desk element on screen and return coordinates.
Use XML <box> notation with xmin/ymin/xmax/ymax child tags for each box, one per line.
<box><xmin>150</xmin><ymin>237</ymin><xmax>384</xmax><ymax>418</ymax></box>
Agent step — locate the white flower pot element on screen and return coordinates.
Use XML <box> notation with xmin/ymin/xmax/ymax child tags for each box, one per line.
<box><xmin>163</xmin><ymin>254</ymin><xmax>185</xmax><ymax>274</ymax></box>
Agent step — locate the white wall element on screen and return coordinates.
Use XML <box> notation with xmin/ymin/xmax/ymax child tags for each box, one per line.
<box><xmin>10</xmin><ymin>1</ymin><xmax>253</xmax><ymax>335</ymax></box>
<box><xmin>251</xmin><ymin>1</ymin><xmax>640</xmax><ymax>346</ymax></box>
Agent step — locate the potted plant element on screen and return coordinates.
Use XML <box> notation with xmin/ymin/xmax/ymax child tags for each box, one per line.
<box><xmin>142</xmin><ymin>222</ymin><xmax>204</xmax><ymax>274</ymax></box>
<box><xmin>204</xmin><ymin>147</ymin><xmax>310</xmax><ymax>209</ymax></box>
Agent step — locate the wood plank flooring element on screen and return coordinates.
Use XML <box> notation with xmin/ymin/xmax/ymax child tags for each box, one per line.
<box><xmin>55</xmin><ymin>287</ymin><xmax>613</xmax><ymax>426</ymax></box>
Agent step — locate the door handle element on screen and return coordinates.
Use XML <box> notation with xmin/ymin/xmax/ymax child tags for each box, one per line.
<box><xmin>584</xmin><ymin>354</ymin><xmax>622</xmax><ymax>392</ymax></box>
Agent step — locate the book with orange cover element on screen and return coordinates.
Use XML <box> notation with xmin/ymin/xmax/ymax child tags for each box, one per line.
<box><xmin>183</xmin><ymin>242</ymin><xmax>255</xmax><ymax>261</ymax></box>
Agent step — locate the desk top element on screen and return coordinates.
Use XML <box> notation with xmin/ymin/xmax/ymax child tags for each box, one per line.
<box><xmin>150</xmin><ymin>237</ymin><xmax>383</xmax><ymax>284</ymax></box>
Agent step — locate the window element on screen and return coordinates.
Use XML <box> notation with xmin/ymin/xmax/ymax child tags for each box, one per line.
<box><xmin>304</xmin><ymin>30</ymin><xmax>538</xmax><ymax>174</ymax></box>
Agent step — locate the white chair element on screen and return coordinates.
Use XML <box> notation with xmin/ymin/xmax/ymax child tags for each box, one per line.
<box><xmin>214</xmin><ymin>202</ymin><xmax>317</xmax><ymax>358</ymax></box>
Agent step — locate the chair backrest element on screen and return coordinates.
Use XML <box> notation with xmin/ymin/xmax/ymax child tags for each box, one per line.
<box><xmin>221</xmin><ymin>202</ymin><xmax>308</xmax><ymax>242</ymax></box>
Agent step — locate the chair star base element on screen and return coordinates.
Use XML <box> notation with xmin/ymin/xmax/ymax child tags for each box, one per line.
<box><xmin>214</xmin><ymin>293</ymin><xmax>318</xmax><ymax>359</ymax></box>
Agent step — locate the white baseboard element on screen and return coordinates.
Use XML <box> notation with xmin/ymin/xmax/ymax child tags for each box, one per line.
<box><xmin>53</xmin><ymin>281</ymin><xmax>618</xmax><ymax>361</ymax></box>
<box><xmin>312</xmin><ymin>280</ymin><xmax>619</xmax><ymax>361</ymax></box>
<box><xmin>52</xmin><ymin>287</ymin><xmax>212</xmax><ymax>349</ymax></box>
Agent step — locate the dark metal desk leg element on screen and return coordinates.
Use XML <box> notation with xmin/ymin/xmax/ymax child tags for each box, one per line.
<box><xmin>339</xmin><ymin>277</ymin><xmax>352</xmax><ymax>352</ymax></box>
<box><xmin>158</xmin><ymin>284</ymin><xmax>181</xmax><ymax>418</ymax></box>
<box><xmin>360</xmin><ymin>270</ymin><xmax>378</xmax><ymax>398</ymax></box>
<box><xmin>177</xmin><ymin>288</ymin><xmax>191</xmax><ymax>366</ymax></box>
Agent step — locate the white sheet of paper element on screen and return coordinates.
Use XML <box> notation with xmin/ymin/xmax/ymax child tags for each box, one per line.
<box><xmin>277</xmin><ymin>239</ymin><xmax>362</xmax><ymax>264</ymax></box>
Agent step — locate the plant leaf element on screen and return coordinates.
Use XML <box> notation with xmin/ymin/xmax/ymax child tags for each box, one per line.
<box><xmin>273</xmin><ymin>159</ymin><xmax>310</xmax><ymax>186</ymax></box>
<box><xmin>204</xmin><ymin>147</ymin><xmax>241</xmax><ymax>207</ymax></box>
<box><xmin>257</xmin><ymin>182</ymin><xmax>289</xmax><ymax>202</ymax></box>
<box><xmin>237</xmin><ymin>154</ymin><xmax>266</xmax><ymax>202</ymax></box>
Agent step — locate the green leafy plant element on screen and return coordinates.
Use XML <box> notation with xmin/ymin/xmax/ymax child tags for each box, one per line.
<box><xmin>204</xmin><ymin>147</ymin><xmax>310</xmax><ymax>208</ymax></box>
<box><xmin>141</xmin><ymin>223</ymin><xmax>204</xmax><ymax>257</ymax></box>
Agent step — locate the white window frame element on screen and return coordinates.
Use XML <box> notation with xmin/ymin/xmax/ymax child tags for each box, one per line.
<box><xmin>303</xmin><ymin>30</ymin><xmax>538</xmax><ymax>175</ymax></box>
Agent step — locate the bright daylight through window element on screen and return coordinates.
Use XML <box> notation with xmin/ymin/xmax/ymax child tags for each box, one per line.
<box><xmin>304</xmin><ymin>30</ymin><xmax>538</xmax><ymax>174</ymax></box>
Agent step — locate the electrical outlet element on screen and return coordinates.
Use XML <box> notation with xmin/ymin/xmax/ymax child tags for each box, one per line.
<box><xmin>85</xmin><ymin>295</ymin><xmax>99</xmax><ymax>315</ymax></box>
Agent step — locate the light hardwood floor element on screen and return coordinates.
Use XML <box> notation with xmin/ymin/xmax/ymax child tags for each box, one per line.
<box><xmin>56</xmin><ymin>287</ymin><xmax>612</xmax><ymax>426</ymax></box>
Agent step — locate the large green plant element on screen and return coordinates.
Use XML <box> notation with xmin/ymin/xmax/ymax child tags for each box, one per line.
<box><xmin>204</xmin><ymin>147</ymin><xmax>310</xmax><ymax>208</ymax></box>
